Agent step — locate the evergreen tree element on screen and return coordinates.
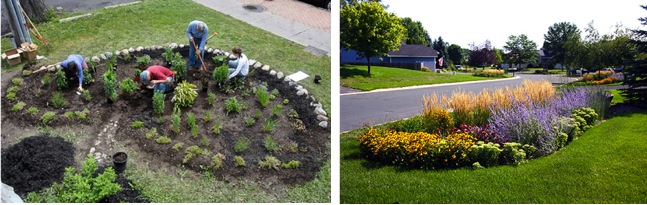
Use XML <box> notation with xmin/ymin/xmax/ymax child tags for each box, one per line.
<box><xmin>622</xmin><ymin>5</ymin><xmax>647</xmax><ymax>105</ymax></box>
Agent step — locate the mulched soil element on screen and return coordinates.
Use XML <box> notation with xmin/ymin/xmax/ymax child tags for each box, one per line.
<box><xmin>1</xmin><ymin>136</ymin><xmax>74</xmax><ymax>196</ymax></box>
<box><xmin>1</xmin><ymin>46</ymin><xmax>330</xmax><ymax>198</ymax></box>
<box><xmin>97</xmin><ymin>166</ymin><xmax>150</xmax><ymax>203</ymax></box>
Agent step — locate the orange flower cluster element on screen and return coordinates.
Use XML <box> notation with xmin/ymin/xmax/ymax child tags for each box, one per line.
<box><xmin>593</xmin><ymin>77</ymin><xmax>617</xmax><ymax>85</ymax></box>
<box><xmin>583</xmin><ymin>71</ymin><xmax>614</xmax><ymax>81</ymax></box>
<box><xmin>358</xmin><ymin>128</ymin><xmax>477</xmax><ymax>168</ymax></box>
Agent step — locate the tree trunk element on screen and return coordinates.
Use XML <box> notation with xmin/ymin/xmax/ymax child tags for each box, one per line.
<box><xmin>19</xmin><ymin>0</ymin><xmax>48</xmax><ymax>23</ymax></box>
<box><xmin>366</xmin><ymin>57</ymin><xmax>371</xmax><ymax>76</ymax></box>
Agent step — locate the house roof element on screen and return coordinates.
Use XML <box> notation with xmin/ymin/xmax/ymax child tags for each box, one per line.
<box><xmin>538</xmin><ymin>48</ymin><xmax>552</xmax><ymax>57</ymax></box>
<box><xmin>387</xmin><ymin>44</ymin><xmax>438</xmax><ymax>58</ymax></box>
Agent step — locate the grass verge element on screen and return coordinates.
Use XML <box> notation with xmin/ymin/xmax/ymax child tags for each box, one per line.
<box><xmin>608</xmin><ymin>89</ymin><xmax>626</xmax><ymax>104</ymax></box>
<box><xmin>340</xmin><ymin>65</ymin><xmax>503</xmax><ymax>91</ymax></box>
<box><xmin>340</xmin><ymin>112</ymin><xmax>647</xmax><ymax>203</ymax></box>
<box><xmin>1</xmin><ymin>0</ymin><xmax>330</xmax><ymax>114</ymax></box>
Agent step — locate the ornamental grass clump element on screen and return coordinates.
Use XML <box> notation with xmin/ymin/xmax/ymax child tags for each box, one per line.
<box><xmin>358</xmin><ymin>128</ymin><xmax>476</xmax><ymax>169</ymax></box>
<box><xmin>256</xmin><ymin>85</ymin><xmax>270</xmax><ymax>107</ymax></box>
<box><xmin>449</xmin><ymin>90</ymin><xmax>475</xmax><ymax>126</ymax></box>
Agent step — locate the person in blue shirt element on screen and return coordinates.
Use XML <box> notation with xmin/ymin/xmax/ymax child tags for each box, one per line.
<box><xmin>186</xmin><ymin>20</ymin><xmax>208</xmax><ymax>70</ymax></box>
<box><xmin>227</xmin><ymin>47</ymin><xmax>249</xmax><ymax>80</ymax></box>
<box><xmin>59</xmin><ymin>54</ymin><xmax>88</xmax><ymax>92</ymax></box>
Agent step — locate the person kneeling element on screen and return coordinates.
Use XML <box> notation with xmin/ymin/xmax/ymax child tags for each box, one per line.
<box><xmin>140</xmin><ymin>65</ymin><xmax>175</xmax><ymax>94</ymax></box>
<box><xmin>227</xmin><ymin>47</ymin><xmax>249</xmax><ymax>80</ymax></box>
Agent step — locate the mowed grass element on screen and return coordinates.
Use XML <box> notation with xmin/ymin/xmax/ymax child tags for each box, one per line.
<box><xmin>340</xmin><ymin>112</ymin><xmax>647</xmax><ymax>203</ymax></box>
<box><xmin>0</xmin><ymin>0</ymin><xmax>330</xmax><ymax>114</ymax></box>
<box><xmin>340</xmin><ymin>65</ymin><xmax>498</xmax><ymax>91</ymax></box>
<box><xmin>608</xmin><ymin>89</ymin><xmax>627</xmax><ymax>104</ymax></box>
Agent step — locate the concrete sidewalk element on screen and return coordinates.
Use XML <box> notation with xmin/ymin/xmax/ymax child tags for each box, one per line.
<box><xmin>193</xmin><ymin>0</ymin><xmax>331</xmax><ymax>56</ymax></box>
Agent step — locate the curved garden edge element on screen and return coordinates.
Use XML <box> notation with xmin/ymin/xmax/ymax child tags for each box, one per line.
<box><xmin>341</xmin><ymin>75</ymin><xmax>520</xmax><ymax>96</ymax></box>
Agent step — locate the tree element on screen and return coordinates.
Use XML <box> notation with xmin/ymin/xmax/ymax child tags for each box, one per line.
<box><xmin>493</xmin><ymin>48</ymin><xmax>503</xmax><ymax>67</ymax></box>
<box><xmin>543</xmin><ymin>22</ymin><xmax>581</xmax><ymax>70</ymax></box>
<box><xmin>341</xmin><ymin>0</ymin><xmax>385</xmax><ymax>8</ymax></box>
<box><xmin>340</xmin><ymin>1</ymin><xmax>406</xmax><ymax>75</ymax></box>
<box><xmin>432</xmin><ymin>36</ymin><xmax>449</xmax><ymax>67</ymax></box>
<box><xmin>623</xmin><ymin>5</ymin><xmax>647</xmax><ymax>105</ymax></box>
<box><xmin>400</xmin><ymin>17</ymin><xmax>430</xmax><ymax>45</ymax></box>
<box><xmin>447</xmin><ymin>44</ymin><xmax>463</xmax><ymax>65</ymax></box>
<box><xmin>468</xmin><ymin>40</ymin><xmax>497</xmax><ymax>68</ymax></box>
<box><xmin>503</xmin><ymin>34</ymin><xmax>538</xmax><ymax>69</ymax></box>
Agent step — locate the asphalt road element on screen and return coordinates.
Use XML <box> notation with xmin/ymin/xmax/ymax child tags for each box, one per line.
<box><xmin>339</xmin><ymin>74</ymin><xmax>578</xmax><ymax>132</ymax></box>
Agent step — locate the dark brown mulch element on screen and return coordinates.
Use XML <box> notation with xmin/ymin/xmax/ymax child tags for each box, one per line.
<box><xmin>97</xmin><ymin>166</ymin><xmax>150</xmax><ymax>203</ymax></box>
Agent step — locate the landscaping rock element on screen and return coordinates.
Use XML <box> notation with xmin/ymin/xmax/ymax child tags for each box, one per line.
<box><xmin>156</xmin><ymin>45</ymin><xmax>164</xmax><ymax>50</ymax></box>
<box><xmin>319</xmin><ymin>121</ymin><xmax>328</xmax><ymax>128</ymax></box>
<box><xmin>214</xmin><ymin>49</ymin><xmax>221</xmax><ymax>54</ymax></box>
<box><xmin>92</xmin><ymin>56</ymin><xmax>101</xmax><ymax>63</ymax></box>
<box><xmin>277</xmin><ymin>72</ymin><xmax>284</xmax><ymax>79</ymax></box>
<box><xmin>289</xmin><ymin>81</ymin><xmax>296</xmax><ymax>86</ymax></box>
<box><xmin>224</xmin><ymin>52</ymin><xmax>230</xmax><ymax>56</ymax></box>
<box><xmin>100</xmin><ymin>54</ymin><xmax>107</xmax><ymax>60</ymax></box>
<box><xmin>115</xmin><ymin>50</ymin><xmax>121</xmax><ymax>56</ymax></box>
<box><xmin>262</xmin><ymin>65</ymin><xmax>270</xmax><ymax>71</ymax></box>
<box><xmin>253</xmin><ymin>63</ymin><xmax>262</xmax><ymax>69</ymax></box>
<box><xmin>128</xmin><ymin>47</ymin><xmax>135</xmax><ymax>53</ymax></box>
<box><xmin>121</xmin><ymin>49</ymin><xmax>129</xmax><ymax>55</ymax></box>
<box><xmin>315</xmin><ymin>107</ymin><xmax>327</xmax><ymax>116</ymax></box>
<box><xmin>90</xmin><ymin>147</ymin><xmax>95</xmax><ymax>154</ymax></box>
<box><xmin>170</xmin><ymin>43</ymin><xmax>178</xmax><ymax>48</ymax></box>
<box><xmin>297</xmin><ymin>89</ymin><xmax>308</xmax><ymax>96</ymax></box>
<box><xmin>144</xmin><ymin>46</ymin><xmax>151</xmax><ymax>51</ymax></box>
<box><xmin>317</xmin><ymin>115</ymin><xmax>329</xmax><ymax>121</ymax></box>
<box><xmin>179</xmin><ymin>44</ymin><xmax>185</xmax><ymax>48</ymax></box>
<box><xmin>309</xmin><ymin>95</ymin><xmax>317</xmax><ymax>102</ymax></box>
<box><xmin>284</xmin><ymin>76</ymin><xmax>292</xmax><ymax>82</ymax></box>
<box><xmin>249</xmin><ymin>59</ymin><xmax>256</xmax><ymax>66</ymax></box>
<box><xmin>207</xmin><ymin>48</ymin><xmax>213</xmax><ymax>53</ymax></box>
<box><xmin>269</xmin><ymin>70</ymin><xmax>277</xmax><ymax>76</ymax></box>
<box><xmin>136</xmin><ymin>46</ymin><xmax>143</xmax><ymax>52</ymax></box>
<box><xmin>105</xmin><ymin>52</ymin><xmax>113</xmax><ymax>59</ymax></box>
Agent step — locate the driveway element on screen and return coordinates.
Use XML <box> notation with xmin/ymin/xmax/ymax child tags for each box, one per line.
<box><xmin>339</xmin><ymin>74</ymin><xmax>578</xmax><ymax>132</ymax></box>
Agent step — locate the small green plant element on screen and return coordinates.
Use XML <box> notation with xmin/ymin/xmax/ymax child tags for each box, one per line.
<box><xmin>264</xmin><ymin>135</ymin><xmax>279</xmax><ymax>152</ymax></box>
<box><xmin>207</xmin><ymin>92</ymin><xmax>217</xmax><ymax>106</ymax></box>
<box><xmin>12</xmin><ymin>101</ymin><xmax>26</xmax><ymax>112</ymax></box>
<box><xmin>204</xmin><ymin>112</ymin><xmax>212</xmax><ymax>122</ymax></box>
<box><xmin>183</xmin><ymin>145</ymin><xmax>202</xmax><ymax>164</ymax></box>
<box><xmin>7</xmin><ymin>86</ymin><xmax>19</xmax><ymax>94</ymax></box>
<box><xmin>82</xmin><ymin>69</ymin><xmax>93</xmax><ymax>85</ymax></box>
<box><xmin>256</xmin><ymin>86</ymin><xmax>270</xmax><ymax>107</ymax></box>
<box><xmin>245</xmin><ymin>117</ymin><xmax>256</xmax><ymax>127</ymax></box>
<box><xmin>123</xmin><ymin>53</ymin><xmax>131</xmax><ymax>62</ymax></box>
<box><xmin>55</xmin><ymin>70</ymin><xmax>68</xmax><ymax>89</ymax></box>
<box><xmin>82</xmin><ymin>89</ymin><xmax>91</xmax><ymax>102</ymax></box>
<box><xmin>200</xmin><ymin>136</ymin><xmax>210</xmax><ymax>146</ymax></box>
<box><xmin>172</xmin><ymin>142</ymin><xmax>185</xmax><ymax>152</ymax></box>
<box><xmin>283</xmin><ymin>99</ymin><xmax>289</xmax><ymax>105</ymax></box>
<box><xmin>12</xmin><ymin>78</ymin><xmax>23</xmax><ymax>86</ymax></box>
<box><xmin>153</xmin><ymin>91</ymin><xmax>165</xmax><ymax>116</ymax></box>
<box><xmin>41</xmin><ymin>111</ymin><xmax>56</xmax><ymax>124</ymax></box>
<box><xmin>131</xmin><ymin>121</ymin><xmax>144</xmax><ymax>129</ymax></box>
<box><xmin>102</xmin><ymin>69</ymin><xmax>118</xmax><ymax>101</ymax></box>
<box><xmin>172</xmin><ymin>106</ymin><xmax>181</xmax><ymax>135</ymax></box>
<box><xmin>289</xmin><ymin>142</ymin><xmax>299</xmax><ymax>153</ymax></box>
<box><xmin>234</xmin><ymin>137</ymin><xmax>251</xmax><ymax>154</ymax></box>
<box><xmin>5</xmin><ymin>91</ymin><xmax>16</xmax><ymax>102</ymax></box>
<box><xmin>271</xmin><ymin>104</ymin><xmax>283</xmax><ymax>117</ymax></box>
<box><xmin>119</xmin><ymin>78</ymin><xmax>139</xmax><ymax>95</ymax></box>
<box><xmin>27</xmin><ymin>106</ymin><xmax>39</xmax><ymax>115</ymax></box>
<box><xmin>172</xmin><ymin>81</ymin><xmax>198</xmax><ymax>107</ymax></box>
<box><xmin>213</xmin><ymin>64</ymin><xmax>229</xmax><ymax>86</ymax></box>
<box><xmin>212</xmin><ymin>55</ymin><xmax>226</xmax><ymax>66</ymax></box>
<box><xmin>254</xmin><ymin>109</ymin><xmax>262</xmax><ymax>119</ymax></box>
<box><xmin>234</xmin><ymin>156</ymin><xmax>246</xmax><ymax>167</ymax></box>
<box><xmin>22</xmin><ymin>70</ymin><xmax>31</xmax><ymax>76</ymax></box>
<box><xmin>146</xmin><ymin>128</ymin><xmax>158</xmax><ymax>140</ymax></box>
<box><xmin>47</xmin><ymin>156</ymin><xmax>121</xmax><ymax>202</ymax></box>
<box><xmin>135</xmin><ymin>54</ymin><xmax>152</xmax><ymax>67</ymax></box>
<box><xmin>269</xmin><ymin>88</ymin><xmax>279</xmax><ymax>100</ymax></box>
<box><xmin>225</xmin><ymin>97</ymin><xmax>241</xmax><ymax>114</ymax></box>
<box><xmin>259</xmin><ymin>155</ymin><xmax>281</xmax><ymax>170</ymax></box>
<box><xmin>156</xmin><ymin>136</ymin><xmax>172</xmax><ymax>144</ymax></box>
<box><xmin>163</xmin><ymin>46</ymin><xmax>174</xmax><ymax>62</ymax></box>
<box><xmin>187</xmin><ymin>112</ymin><xmax>198</xmax><ymax>137</ymax></box>
<box><xmin>282</xmin><ymin>160</ymin><xmax>300</xmax><ymax>169</ymax></box>
<box><xmin>288</xmin><ymin>109</ymin><xmax>299</xmax><ymax>119</ymax></box>
<box><xmin>51</xmin><ymin>92</ymin><xmax>68</xmax><ymax>108</ymax></box>
<box><xmin>210</xmin><ymin>118</ymin><xmax>222</xmax><ymax>134</ymax></box>
<box><xmin>263</xmin><ymin>118</ymin><xmax>277</xmax><ymax>132</ymax></box>
<box><xmin>74</xmin><ymin>108</ymin><xmax>90</xmax><ymax>121</ymax></box>
<box><xmin>42</xmin><ymin>74</ymin><xmax>52</xmax><ymax>86</ymax></box>
<box><xmin>64</xmin><ymin>111</ymin><xmax>75</xmax><ymax>118</ymax></box>
<box><xmin>212</xmin><ymin>153</ymin><xmax>226</xmax><ymax>170</ymax></box>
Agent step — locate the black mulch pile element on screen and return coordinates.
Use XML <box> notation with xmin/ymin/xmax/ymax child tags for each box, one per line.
<box><xmin>1</xmin><ymin>136</ymin><xmax>75</xmax><ymax>195</ymax></box>
<box><xmin>97</xmin><ymin>166</ymin><xmax>150</xmax><ymax>203</ymax></box>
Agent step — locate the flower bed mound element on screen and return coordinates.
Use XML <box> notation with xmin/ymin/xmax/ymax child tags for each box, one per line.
<box><xmin>1</xmin><ymin>136</ymin><xmax>74</xmax><ymax>196</ymax></box>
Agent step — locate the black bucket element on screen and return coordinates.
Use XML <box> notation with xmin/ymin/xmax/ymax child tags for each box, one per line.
<box><xmin>112</xmin><ymin>152</ymin><xmax>128</xmax><ymax>173</ymax></box>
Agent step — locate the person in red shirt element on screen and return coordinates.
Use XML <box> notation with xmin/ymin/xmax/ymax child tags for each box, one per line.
<box><xmin>139</xmin><ymin>65</ymin><xmax>175</xmax><ymax>93</ymax></box>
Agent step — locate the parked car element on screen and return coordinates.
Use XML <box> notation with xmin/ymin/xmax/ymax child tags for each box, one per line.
<box><xmin>298</xmin><ymin>0</ymin><xmax>330</xmax><ymax>10</ymax></box>
<box><xmin>455</xmin><ymin>65</ymin><xmax>464</xmax><ymax>70</ymax></box>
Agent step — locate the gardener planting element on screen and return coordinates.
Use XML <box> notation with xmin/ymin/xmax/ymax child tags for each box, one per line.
<box><xmin>140</xmin><ymin>65</ymin><xmax>175</xmax><ymax>93</ymax></box>
<box><xmin>186</xmin><ymin>20</ymin><xmax>209</xmax><ymax>70</ymax></box>
<box><xmin>227</xmin><ymin>47</ymin><xmax>249</xmax><ymax>80</ymax></box>
<box><xmin>59</xmin><ymin>54</ymin><xmax>88</xmax><ymax>92</ymax></box>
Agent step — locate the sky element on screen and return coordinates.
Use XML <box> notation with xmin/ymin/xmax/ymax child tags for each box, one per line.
<box><xmin>381</xmin><ymin>0</ymin><xmax>646</xmax><ymax>50</ymax></box>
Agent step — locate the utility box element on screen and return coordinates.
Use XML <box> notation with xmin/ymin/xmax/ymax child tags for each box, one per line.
<box><xmin>3</xmin><ymin>48</ymin><xmax>22</xmax><ymax>66</ymax></box>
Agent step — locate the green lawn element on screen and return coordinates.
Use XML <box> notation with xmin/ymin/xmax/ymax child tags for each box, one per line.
<box><xmin>1</xmin><ymin>0</ymin><xmax>330</xmax><ymax>114</ymax></box>
<box><xmin>340</xmin><ymin>65</ymin><xmax>501</xmax><ymax>91</ymax></box>
<box><xmin>608</xmin><ymin>89</ymin><xmax>626</xmax><ymax>104</ymax></box>
<box><xmin>340</xmin><ymin>112</ymin><xmax>647</xmax><ymax>203</ymax></box>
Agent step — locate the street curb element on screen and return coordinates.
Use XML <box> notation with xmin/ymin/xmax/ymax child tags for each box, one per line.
<box><xmin>340</xmin><ymin>76</ymin><xmax>521</xmax><ymax>96</ymax></box>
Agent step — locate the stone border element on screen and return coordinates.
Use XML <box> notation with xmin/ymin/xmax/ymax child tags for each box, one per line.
<box><xmin>36</xmin><ymin>43</ymin><xmax>330</xmax><ymax>128</ymax></box>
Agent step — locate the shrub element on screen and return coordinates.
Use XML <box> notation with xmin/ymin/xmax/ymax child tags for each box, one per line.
<box><xmin>172</xmin><ymin>142</ymin><xmax>185</xmax><ymax>152</ymax></box>
<box><xmin>213</xmin><ymin>64</ymin><xmax>229</xmax><ymax>86</ymax></box>
<box><xmin>12</xmin><ymin>101</ymin><xmax>26</xmax><ymax>112</ymax></box>
<box><xmin>135</xmin><ymin>55</ymin><xmax>152</xmax><ymax>67</ymax></box>
<box><xmin>583</xmin><ymin>71</ymin><xmax>614</xmax><ymax>81</ymax></box>
<box><xmin>171</xmin><ymin>53</ymin><xmax>187</xmax><ymax>80</ymax></box>
<box><xmin>256</xmin><ymin>85</ymin><xmax>270</xmax><ymax>107</ymax></box>
<box><xmin>27</xmin><ymin>106</ymin><xmax>39</xmax><ymax>115</ymax></box>
<box><xmin>225</xmin><ymin>97</ymin><xmax>241</xmax><ymax>114</ymax></box>
<box><xmin>64</xmin><ymin>111</ymin><xmax>75</xmax><ymax>119</ymax></box>
<box><xmin>358</xmin><ymin>128</ymin><xmax>476</xmax><ymax>169</ymax></box>
<box><xmin>163</xmin><ymin>46</ymin><xmax>174</xmax><ymax>62</ymax></box>
<box><xmin>263</xmin><ymin>118</ymin><xmax>277</xmax><ymax>132</ymax></box>
<box><xmin>282</xmin><ymin>160</ymin><xmax>300</xmax><ymax>169</ymax></box>
<box><xmin>102</xmin><ymin>69</ymin><xmax>118</xmax><ymax>101</ymax></box>
<box><xmin>48</xmin><ymin>156</ymin><xmax>121</xmax><ymax>203</ymax></box>
<box><xmin>171</xmin><ymin>81</ymin><xmax>198</xmax><ymax>107</ymax></box>
<box><xmin>264</xmin><ymin>135</ymin><xmax>279</xmax><ymax>152</ymax></box>
<box><xmin>42</xmin><ymin>74</ymin><xmax>52</xmax><ymax>86</ymax></box>
<box><xmin>12</xmin><ymin>78</ymin><xmax>23</xmax><ymax>86</ymax></box>
<box><xmin>473</xmin><ymin>69</ymin><xmax>505</xmax><ymax>77</ymax></box>
<box><xmin>41</xmin><ymin>111</ymin><xmax>56</xmax><ymax>124</ymax></box>
<box><xmin>468</xmin><ymin>141</ymin><xmax>502</xmax><ymax>167</ymax></box>
<box><xmin>422</xmin><ymin>94</ymin><xmax>453</xmax><ymax>134</ymax></box>
<box><xmin>212</xmin><ymin>153</ymin><xmax>226</xmax><ymax>170</ymax></box>
<box><xmin>245</xmin><ymin>117</ymin><xmax>256</xmax><ymax>127</ymax></box>
<box><xmin>500</xmin><ymin>143</ymin><xmax>534</xmax><ymax>165</ymax></box>
<box><xmin>145</xmin><ymin>128</ymin><xmax>158</xmax><ymax>140</ymax></box>
<box><xmin>207</xmin><ymin>92</ymin><xmax>216</xmax><ymax>106</ymax></box>
<box><xmin>234</xmin><ymin>156</ymin><xmax>246</xmax><ymax>167</ymax></box>
<box><xmin>571</xmin><ymin>107</ymin><xmax>598</xmax><ymax>132</ymax></box>
<box><xmin>234</xmin><ymin>137</ymin><xmax>251</xmax><ymax>153</ymax></box>
<box><xmin>213</xmin><ymin>55</ymin><xmax>226</xmax><ymax>66</ymax></box>
<box><xmin>131</xmin><ymin>121</ymin><xmax>144</xmax><ymax>129</ymax></box>
<box><xmin>156</xmin><ymin>136</ymin><xmax>172</xmax><ymax>144</ymax></box>
<box><xmin>55</xmin><ymin>70</ymin><xmax>68</xmax><ymax>89</ymax></box>
<box><xmin>82</xmin><ymin>69</ymin><xmax>93</xmax><ymax>85</ymax></box>
<box><xmin>82</xmin><ymin>89</ymin><xmax>91</xmax><ymax>102</ymax></box>
<box><xmin>453</xmin><ymin>124</ymin><xmax>507</xmax><ymax>144</ymax></box>
<box><xmin>153</xmin><ymin>91</ymin><xmax>165</xmax><ymax>116</ymax></box>
<box><xmin>51</xmin><ymin>92</ymin><xmax>68</xmax><ymax>108</ymax></box>
<box><xmin>259</xmin><ymin>155</ymin><xmax>281</xmax><ymax>170</ymax></box>
<box><xmin>119</xmin><ymin>78</ymin><xmax>139</xmax><ymax>95</ymax></box>
<box><xmin>593</xmin><ymin>77</ymin><xmax>617</xmax><ymax>85</ymax></box>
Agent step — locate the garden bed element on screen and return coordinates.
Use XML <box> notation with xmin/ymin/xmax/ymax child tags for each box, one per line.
<box><xmin>1</xmin><ymin>44</ymin><xmax>330</xmax><ymax>201</ymax></box>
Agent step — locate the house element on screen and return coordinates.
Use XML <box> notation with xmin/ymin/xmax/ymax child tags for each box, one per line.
<box><xmin>537</xmin><ymin>47</ymin><xmax>553</xmax><ymax>68</ymax></box>
<box><xmin>341</xmin><ymin>42</ymin><xmax>438</xmax><ymax>71</ymax></box>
